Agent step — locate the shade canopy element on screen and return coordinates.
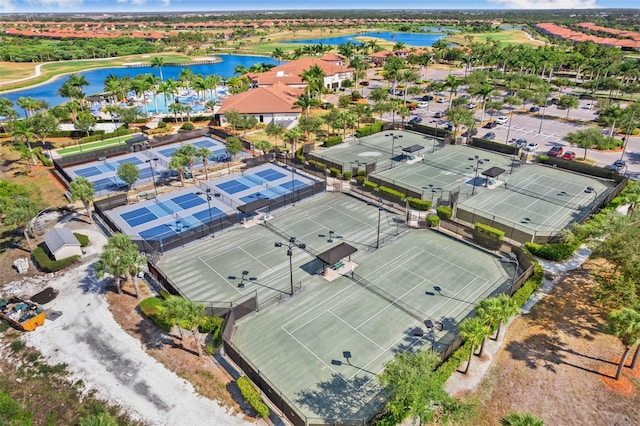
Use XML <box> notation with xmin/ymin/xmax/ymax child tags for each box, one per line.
<box><xmin>237</xmin><ymin>198</ymin><xmax>270</xmax><ymax>214</ymax></box>
<box><xmin>317</xmin><ymin>242</ymin><xmax>357</xmax><ymax>265</ymax></box>
<box><xmin>402</xmin><ymin>144</ymin><xmax>425</xmax><ymax>154</ymax></box>
<box><xmin>481</xmin><ymin>166</ymin><xmax>506</xmax><ymax>178</ymax></box>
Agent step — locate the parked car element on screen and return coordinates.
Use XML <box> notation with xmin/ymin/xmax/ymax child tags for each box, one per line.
<box><xmin>583</xmin><ymin>103</ymin><xmax>594</xmax><ymax>110</ymax></box>
<box><xmin>467</xmin><ymin>103</ymin><xmax>477</xmax><ymax>109</ymax></box>
<box><xmin>562</xmin><ymin>151</ymin><xmax>577</xmax><ymax>160</ymax></box>
<box><xmin>461</xmin><ymin>128</ymin><xmax>478</xmax><ymax>137</ymax></box>
<box><xmin>434</xmin><ymin>111</ymin><xmax>445</xmax><ymax>118</ymax></box>
<box><xmin>422</xmin><ymin>95</ymin><xmax>434</xmax><ymax>101</ymax></box>
<box><xmin>606</xmin><ymin>159</ymin><xmax>626</xmax><ymax>171</ymax></box>
<box><xmin>417</xmin><ymin>102</ymin><xmax>429</xmax><ymax>109</ymax></box>
<box><xmin>360</xmin><ymin>81</ymin><xmax>370</xmax><ymax>86</ymax></box>
<box><xmin>408</xmin><ymin>116</ymin><xmax>423</xmax><ymax>124</ymax></box>
<box><xmin>529</xmin><ymin>106</ymin><xmax>540</xmax><ymax>113</ymax></box>
<box><xmin>482</xmin><ymin>132</ymin><xmax>496</xmax><ymax>140</ymax></box>
<box><xmin>524</xmin><ymin>142</ymin><xmax>539</xmax><ymax>152</ymax></box>
<box><xmin>514</xmin><ymin>138</ymin><xmax>528</xmax><ymax>147</ymax></box>
<box><xmin>547</xmin><ymin>146</ymin><xmax>564</xmax><ymax>157</ymax></box>
<box><xmin>484</xmin><ymin>121</ymin><xmax>498</xmax><ymax>129</ymax></box>
<box><xmin>443</xmin><ymin>122</ymin><xmax>453</xmax><ymax>131</ymax></box>
<box><xmin>436</xmin><ymin>97</ymin><xmax>445</xmax><ymax>103</ymax></box>
<box><xmin>461</xmin><ymin>94</ymin><xmax>471</xmax><ymax>100</ymax></box>
<box><xmin>496</xmin><ymin>116</ymin><xmax>509</xmax><ymax>124</ymax></box>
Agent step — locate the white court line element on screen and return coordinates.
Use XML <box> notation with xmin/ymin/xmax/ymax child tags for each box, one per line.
<box><xmin>238</xmin><ymin>246</ymin><xmax>273</xmax><ymax>272</ymax></box>
<box><xmin>327</xmin><ymin>311</ymin><xmax>385</xmax><ymax>351</ymax></box>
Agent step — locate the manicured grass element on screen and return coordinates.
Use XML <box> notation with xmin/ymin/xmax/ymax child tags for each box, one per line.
<box><xmin>57</xmin><ymin>136</ymin><xmax>131</xmax><ymax>156</ymax></box>
<box><xmin>448</xmin><ymin>30</ymin><xmax>543</xmax><ymax>46</ymax></box>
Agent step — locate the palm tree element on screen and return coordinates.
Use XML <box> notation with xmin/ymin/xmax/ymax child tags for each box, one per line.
<box><xmin>284</xmin><ymin>127</ymin><xmax>303</xmax><ymax>156</ymax></box>
<box><xmin>473</xmin><ymin>83</ymin><xmax>494</xmax><ymax>123</ymax></box>
<box><xmin>7</xmin><ymin>119</ymin><xmax>36</xmax><ymax>166</ymax></box>
<box><xmin>606</xmin><ymin>308</ymin><xmax>640</xmax><ymax>380</ymax></box>
<box><xmin>151</xmin><ymin>56</ymin><xmax>165</xmax><ymax>82</ymax></box>
<box><xmin>293</xmin><ymin>94</ymin><xmax>317</xmax><ymax>117</ymax></box>
<box><xmin>161</xmin><ymin>296</ymin><xmax>205</xmax><ymax>356</ymax></box>
<box><xmin>69</xmin><ymin>177</ymin><xmax>95</xmax><ymax>224</ymax></box>
<box><xmin>169</xmin><ymin>153</ymin><xmax>190</xmax><ymax>186</ymax></box>
<box><xmin>459</xmin><ymin>316</ymin><xmax>491</xmax><ymax>374</ymax></box>
<box><xmin>476</xmin><ymin>295</ymin><xmax>519</xmax><ymax>357</ymax></box>
<box><xmin>444</xmin><ymin>74</ymin><xmax>463</xmax><ymax>109</ymax></box>
<box><xmin>196</xmin><ymin>147</ymin><xmax>211</xmax><ymax>180</ymax></box>
<box><xmin>271</xmin><ymin>47</ymin><xmax>285</xmax><ymax>64</ymax></box>
<box><xmin>265</xmin><ymin>122</ymin><xmax>285</xmax><ymax>148</ymax></box>
<box><xmin>301</xmin><ymin>65</ymin><xmax>325</xmax><ymax>98</ymax></box>
<box><xmin>95</xmin><ymin>233</ymin><xmax>142</xmax><ymax>296</ymax></box>
<box><xmin>204</xmin><ymin>74</ymin><xmax>223</xmax><ymax>100</ymax></box>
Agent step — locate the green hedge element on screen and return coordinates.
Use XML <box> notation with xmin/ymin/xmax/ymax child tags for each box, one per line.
<box><xmin>407</xmin><ymin>197</ymin><xmax>432</xmax><ymax>211</ymax></box>
<box><xmin>427</xmin><ymin>215</ymin><xmax>440</xmax><ymax>227</ymax></box>
<box><xmin>307</xmin><ymin>160</ymin><xmax>326</xmax><ymax>171</ymax></box>
<box><xmin>355</xmin><ymin>123</ymin><xmax>383</xmax><ymax>138</ymax></box>
<box><xmin>33</xmin><ymin>148</ymin><xmax>53</xmax><ymax>167</ymax></box>
<box><xmin>511</xmin><ymin>262</ymin><xmax>544</xmax><ymax>307</ymax></box>
<box><xmin>198</xmin><ymin>316</ymin><xmax>225</xmax><ymax>346</ymax></box>
<box><xmin>474</xmin><ymin>222</ymin><xmax>505</xmax><ymax>240</ymax></box>
<box><xmin>32</xmin><ymin>247</ymin><xmax>80</xmax><ymax>273</ymax></box>
<box><xmin>138</xmin><ymin>297</ymin><xmax>173</xmax><ymax>331</ymax></box>
<box><xmin>379</xmin><ymin>185</ymin><xmax>405</xmax><ymax>202</ymax></box>
<box><xmin>236</xmin><ymin>376</ymin><xmax>270</xmax><ymax>418</ymax></box>
<box><xmin>342</xmin><ymin>171</ymin><xmax>352</xmax><ymax>181</ymax></box>
<box><xmin>524</xmin><ymin>241</ymin><xmax>580</xmax><ymax>261</ymax></box>
<box><xmin>473</xmin><ymin>223</ymin><xmax>505</xmax><ymax>250</ymax></box>
<box><xmin>73</xmin><ymin>232</ymin><xmax>89</xmax><ymax>247</ymax></box>
<box><xmin>363</xmin><ymin>180</ymin><xmax>379</xmax><ymax>191</ymax></box>
<box><xmin>180</xmin><ymin>122</ymin><xmax>195</xmax><ymax>131</ymax></box>
<box><xmin>436</xmin><ymin>206</ymin><xmax>452</xmax><ymax>220</ymax></box>
<box><xmin>324</xmin><ymin>136</ymin><xmax>343</xmax><ymax>147</ymax></box>
<box><xmin>329</xmin><ymin>167</ymin><xmax>340</xmax><ymax>178</ymax></box>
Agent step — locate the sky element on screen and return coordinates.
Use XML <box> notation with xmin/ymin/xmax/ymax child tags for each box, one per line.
<box><xmin>0</xmin><ymin>0</ymin><xmax>637</xmax><ymax>14</ymax></box>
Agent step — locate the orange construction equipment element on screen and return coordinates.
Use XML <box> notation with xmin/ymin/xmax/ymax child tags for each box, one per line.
<box><xmin>0</xmin><ymin>298</ymin><xmax>46</xmax><ymax>331</ymax></box>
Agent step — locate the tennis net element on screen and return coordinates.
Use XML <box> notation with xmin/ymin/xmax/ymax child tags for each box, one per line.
<box><xmin>245</xmin><ymin>174</ymin><xmax>266</xmax><ymax>186</ymax></box>
<box><xmin>349</xmin><ymin>272</ymin><xmax>424</xmax><ymax>323</ymax></box>
<box><xmin>505</xmin><ymin>185</ymin><xmax>585</xmax><ymax>210</ymax></box>
<box><xmin>358</xmin><ymin>141</ymin><xmax>393</xmax><ymax>155</ymax></box>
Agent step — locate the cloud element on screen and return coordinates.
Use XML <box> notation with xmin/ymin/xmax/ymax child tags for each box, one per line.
<box><xmin>116</xmin><ymin>0</ymin><xmax>127</xmax><ymax>3</ymax></box>
<box><xmin>0</xmin><ymin>0</ymin><xmax>15</xmax><ymax>12</ymax></box>
<box><xmin>130</xmin><ymin>0</ymin><xmax>146</xmax><ymax>5</ymax></box>
<box><xmin>27</xmin><ymin>0</ymin><xmax>84</xmax><ymax>8</ymax></box>
<box><xmin>489</xmin><ymin>0</ymin><xmax>598</xmax><ymax>8</ymax></box>
<box><xmin>162</xmin><ymin>0</ymin><xmax>170</xmax><ymax>5</ymax></box>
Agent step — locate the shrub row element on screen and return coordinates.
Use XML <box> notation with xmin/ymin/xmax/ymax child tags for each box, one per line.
<box><xmin>32</xmin><ymin>247</ymin><xmax>80</xmax><ymax>273</ymax></box>
<box><xmin>363</xmin><ymin>180</ymin><xmax>378</xmax><ymax>191</ymax></box>
<box><xmin>406</xmin><ymin>197</ymin><xmax>432</xmax><ymax>211</ymax></box>
<box><xmin>145</xmin><ymin>127</ymin><xmax>171</xmax><ymax>135</ymax></box>
<box><xmin>138</xmin><ymin>297</ymin><xmax>173</xmax><ymax>331</ymax></box>
<box><xmin>355</xmin><ymin>122</ymin><xmax>383</xmax><ymax>138</ymax></box>
<box><xmin>73</xmin><ymin>232</ymin><xmax>89</xmax><ymax>247</ymax></box>
<box><xmin>307</xmin><ymin>159</ymin><xmax>327</xmax><ymax>171</ymax></box>
<box><xmin>342</xmin><ymin>171</ymin><xmax>352</xmax><ymax>181</ymax></box>
<box><xmin>355</xmin><ymin>175</ymin><xmax>366</xmax><ymax>185</ymax></box>
<box><xmin>427</xmin><ymin>215</ymin><xmax>440</xmax><ymax>227</ymax></box>
<box><xmin>179</xmin><ymin>122</ymin><xmax>195</xmax><ymax>131</ymax></box>
<box><xmin>474</xmin><ymin>222</ymin><xmax>505</xmax><ymax>240</ymax></box>
<box><xmin>329</xmin><ymin>167</ymin><xmax>340</xmax><ymax>178</ymax></box>
<box><xmin>436</xmin><ymin>206</ymin><xmax>452</xmax><ymax>220</ymax></box>
<box><xmin>198</xmin><ymin>316</ymin><xmax>225</xmax><ymax>346</ymax></box>
<box><xmin>33</xmin><ymin>148</ymin><xmax>53</xmax><ymax>167</ymax></box>
<box><xmin>79</xmin><ymin>127</ymin><xmax>137</xmax><ymax>144</ymax></box>
<box><xmin>379</xmin><ymin>185</ymin><xmax>405</xmax><ymax>202</ymax></box>
<box><xmin>511</xmin><ymin>262</ymin><xmax>544</xmax><ymax>307</ymax></box>
<box><xmin>236</xmin><ymin>376</ymin><xmax>270</xmax><ymax>418</ymax></box>
<box><xmin>524</xmin><ymin>241</ymin><xmax>580</xmax><ymax>261</ymax></box>
<box><xmin>324</xmin><ymin>136</ymin><xmax>343</xmax><ymax>147</ymax></box>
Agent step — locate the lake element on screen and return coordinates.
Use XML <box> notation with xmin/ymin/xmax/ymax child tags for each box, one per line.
<box><xmin>283</xmin><ymin>31</ymin><xmax>446</xmax><ymax>47</ymax></box>
<box><xmin>1</xmin><ymin>54</ymin><xmax>279</xmax><ymax>116</ymax></box>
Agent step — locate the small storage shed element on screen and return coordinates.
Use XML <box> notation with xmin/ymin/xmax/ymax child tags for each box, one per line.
<box><xmin>43</xmin><ymin>228</ymin><xmax>82</xmax><ymax>261</ymax></box>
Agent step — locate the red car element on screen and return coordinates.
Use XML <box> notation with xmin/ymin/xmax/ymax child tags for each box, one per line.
<box><xmin>548</xmin><ymin>146</ymin><xmax>564</xmax><ymax>157</ymax></box>
<box><xmin>562</xmin><ymin>151</ymin><xmax>576</xmax><ymax>161</ymax></box>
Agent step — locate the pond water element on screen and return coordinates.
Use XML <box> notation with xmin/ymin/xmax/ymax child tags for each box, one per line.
<box><xmin>283</xmin><ymin>31</ymin><xmax>447</xmax><ymax>47</ymax></box>
<box><xmin>1</xmin><ymin>54</ymin><xmax>278</xmax><ymax>116</ymax></box>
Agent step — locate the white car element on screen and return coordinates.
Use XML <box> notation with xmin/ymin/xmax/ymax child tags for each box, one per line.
<box><xmin>467</xmin><ymin>103</ymin><xmax>478</xmax><ymax>109</ymax></box>
<box><xmin>496</xmin><ymin>116</ymin><xmax>509</xmax><ymax>124</ymax></box>
<box><xmin>417</xmin><ymin>102</ymin><xmax>429</xmax><ymax>109</ymax></box>
<box><xmin>524</xmin><ymin>142</ymin><xmax>539</xmax><ymax>152</ymax></box>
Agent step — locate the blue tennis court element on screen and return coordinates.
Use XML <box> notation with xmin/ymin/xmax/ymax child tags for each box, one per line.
<box><xmin>218</xmin><ymin>180</ymin><xmax>251</xmax><ymax>195</ymax></box>
<box><xmin>117</xmin><ymin>157</ymin><xmax>143</xmax><ymax>166</ymax></box>
<box><xmin>158</xmin><ymin>147</ymin><xmax>178</xmax><ymax>157</ymax></box>
<box><xmin>171</xmin><ymin>193</ymin><xmax>206</xmax><ymax>210</ymax></box>
<box><xmin>75</xmin><ymin>166</ymin><xmax>102</xmax><ymax>178</ymax></box>
<box><xmin>255</xmin><ymin>169</ymin><xmax>286</xmax><ymax>182</ymax></box>
<box><xmin>121</xmin><ymin>207</ymin><xmax>158</xmax><ymax>227</ymax></box>
<box><xmin>92</xmin><ymin>177</ymin><xmax>127</xmax><ymax>192</ymax></box>
<box><xmin>193</xmin><ymin>207</ymin><xmax>225</xmax><ymax>223</ymax></box>
<box><xmin>192</xmin><ymin>139</ymin><xmax>216</xmax><ymax>148</ymax></box>
<box><xmin>138</xmin><ymin>167</ymin><xmax>155</xmax><ymax>179</ymax></box>
<box><xmin>154</xmin><ymin>199</ymin><xmax>182</xmax><ymax>216</ymax></box>
<box><xmin>280</xmin><ymin>179</ymin><xmax>309</xmax><ymax>191</ymax></box>
<box><xmin>139</xmin><ymin>224</ymin><xmax>177</xmax><ymax>240</ymax></box>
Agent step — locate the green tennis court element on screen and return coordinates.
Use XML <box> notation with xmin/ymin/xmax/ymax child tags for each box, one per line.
<box><xmin>371</xmin><ymin>144</ymin><xmax>515</xmax><ymax>200</ymax></box>
<box><xmin>232</xmin><ymin>229</ymin><xmax>513</xmax><ymax>421</ymax></box>
<box><xmin>309</xmin><ymin>129</ymin><xmax>441</xmax><ymax>173</ymax></box>
<box><xmin>456</xmin><ymin>165</ymin><xmax>615</xmax><ymax>241</ymax></box>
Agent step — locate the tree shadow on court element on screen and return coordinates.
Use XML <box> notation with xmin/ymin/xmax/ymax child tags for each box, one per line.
<box><xmin>295</xmin><ymin>373</ymin><xmax>386</xmax><ymax>421</ymax></box>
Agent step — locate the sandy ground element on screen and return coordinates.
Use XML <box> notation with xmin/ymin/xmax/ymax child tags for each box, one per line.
<box><xmin>2</xmin><ymin>218</ymin><xmax>250</xmax><ymax>426</ymax></box>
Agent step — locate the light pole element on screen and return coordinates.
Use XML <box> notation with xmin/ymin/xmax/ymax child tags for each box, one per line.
<box><xmin>585</xmin><ymin>186</ymin><xmax>598</xmax><ymax>211</ymax></box>
<box><xmin>538</xmin><ymin>104</ymin><xmax>547</xmax><ymax>134</ymax></box>
<box><xmin>385</xmin><ymin>133</ymin><xmax>403</xmax><ymax>168</ymax></box>
<box><xmin>468</xmin><ymin>155</ymin><xmax>489</xmax><ymax>196</ymax></box>
<box><xmin>504</xmin><ymin>110</ymin><xmax>514</xmax><ymax>144</ymax></box>
<box><xmin>620</xmin><ymin>109</ymin><xmax>637</xmax><ymax>162</ymax></box>
<box><xmin>195</xmin><ymin>188</ymin><xmax>214</xmax><ymax>235</ymax></box>
<box><xmin>274</xmin><ymin>236</ymin><xmax>306</xmax><ymax>296</ymax></box>
<box><xmin>500</xmin><ymin>252</ymin><xmax>519</xmax><ymax>295</ymax></box>
<box><xmin>370</xmin><ymin>197</ymin><xmax>384</xmax><ymax>249</ymax></box>
<box><xmin>145</xmin><ymin>158</ymin><xmax>159</xmax><ymax>198</ymax></box>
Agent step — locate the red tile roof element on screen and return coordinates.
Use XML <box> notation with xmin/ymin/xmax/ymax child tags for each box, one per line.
<box><xmin>536</xmin><ymin>23</ymin><xmax>640</xmax><ymax>49</ymax></box>
<box><xmin>218</xmin><ymin>82</ymin><xmax>303</xmax><ymax>115</ymax></box>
